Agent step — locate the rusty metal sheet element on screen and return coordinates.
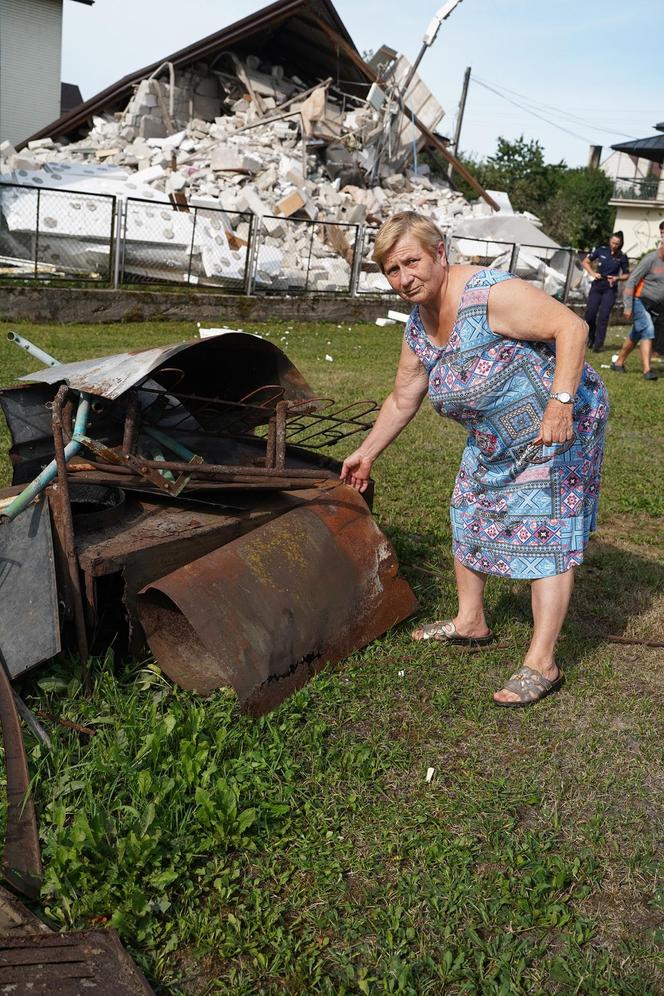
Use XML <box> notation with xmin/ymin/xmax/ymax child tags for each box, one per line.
<box><xmin>0</xmin><ymin>659</ymin><xmax>42</xmax><ymax>899</ymax></box>
<box><xmin>0</xmin><ymin>928</ymin><xmax>154</xmax><ymax>993</ymax></box>
<box><xmin>136</xmin><ymin>483</ymin><xmax>418</xmax><ymax>715</ymax></box>
<box><xmin>18</xmin><ymin>332</ymin><xmax>315</xmax><ymax>402</ymax></box>
<box><xmin>0</xmin><ymin>884</ymin><xmax>51</xmax><ymax>937</ymax></box>
<box><xmin>0</xmin><ymin>492</ymin><xmax>60</xmax><ymax>677</ymax></box>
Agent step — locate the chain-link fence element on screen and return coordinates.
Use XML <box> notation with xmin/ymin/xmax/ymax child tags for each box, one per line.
<box><xmin>248</xmin><ymin>216</ymin><xmax>360</xmax><ymax>294</ymax></box>
<box><xmin>355</xmin><ymin>225</ymin><xmax>395</xmax><ymax>296</ymax></box>
<box><xmin>121</xmin><ymin>197</ymin><xmax>254</xmax><ymax>290</ymax></box>
<box><xmin>0</xmin><ymin>182</ymin><xmax>116</xmax><ymax>283</ymax></box>
<box><xmin>0</xmin><ymin>180</ymin><xmax>590</xmax><ymax>303</ymax></box>
<box><xmin>449</xmin><ymin>235</ymin><xmax>581</xmax><ymax>303</ymax></box>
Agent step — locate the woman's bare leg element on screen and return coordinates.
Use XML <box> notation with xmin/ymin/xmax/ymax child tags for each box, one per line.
<box><xmin>412</xmin><ymin>558</ymin><xmax>490</xmax><ymax>639</ymax></box>
<box><xmin>493</xmin><ymin>567</ymin><xmax>575</xmax><ymax>703</ymax></box>
<box><xmin>451</xmin><ymin>559</ymin><xmax>491</xmax><ymax>637</ymax></box>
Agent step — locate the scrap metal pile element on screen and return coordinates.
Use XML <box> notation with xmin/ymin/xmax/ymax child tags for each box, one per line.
<box><xmin>0</xmin><ymin>330</ymin><xmax>417</xmax><ymax>712</ymax></box>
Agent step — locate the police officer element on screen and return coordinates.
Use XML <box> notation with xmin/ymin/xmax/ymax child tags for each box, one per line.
<box><xmin>582</xmin><ymin>231</ymin><xmax>630</xmax><ymax>352</ymax></box>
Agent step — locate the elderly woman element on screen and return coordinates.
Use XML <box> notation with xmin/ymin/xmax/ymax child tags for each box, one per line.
<box><xmin>341</xmin><ymin>212</ymin><xmax>609</xmax><ymax>707</ymax></box>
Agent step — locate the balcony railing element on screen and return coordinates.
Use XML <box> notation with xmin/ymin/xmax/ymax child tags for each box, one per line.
<box><xmin>612</xmin><ymin>176</ymin><xmax>662</xmax><ymax>202</ymax></box>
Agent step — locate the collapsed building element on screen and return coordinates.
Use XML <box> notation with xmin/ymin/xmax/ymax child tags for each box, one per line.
<box><xmin>0</xmin><ymin>0</ymin><xmax>544</xmax><ymax>293</ymax></box>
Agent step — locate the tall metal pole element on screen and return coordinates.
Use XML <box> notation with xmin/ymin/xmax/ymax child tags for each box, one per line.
<box><xmin>400</xmin><ymin>0</ymin><xmax>466</xmax><ymax>98</ymax></box>
<box><xmin>447</xmin><ymin>66</ymin><xmax>471</xmax><ymax>182</ymax></box>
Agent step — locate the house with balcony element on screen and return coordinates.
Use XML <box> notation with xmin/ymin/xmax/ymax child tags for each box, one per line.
<box><xmin>601</xmin><ymin>124</ymin><xmax>664</xmax><ymax>258</ymax></box>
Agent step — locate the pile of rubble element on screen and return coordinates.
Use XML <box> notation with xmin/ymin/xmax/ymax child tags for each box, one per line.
<box><xmin>0</xmin><ymin>56</ymin><xmax>498</xmax><ymax>291</ymax></box>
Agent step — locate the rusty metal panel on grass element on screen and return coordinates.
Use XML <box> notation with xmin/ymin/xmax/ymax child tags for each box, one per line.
<box><xmin>0</xmin><ymin>492</ymin><xmax>60</xmax><ymax>677</ymax></box>
<box><xmin>0</xmin><ymin>659</ymin><xmax>42</xmax><ymax>899</ymax></box>
<box><xmin>136</xmin><ymin>483</ymin><xmax>418</xmax><ymax>715</ymax></box>
<box><xmin>0</xmin><ymin>928</ymin><xmax>154</xmax><ymax>993</ymax></box>
<box><xmin>0</xmin><ymin>885</ymin><xmax>50</xmax><ymax>937</ymax></box>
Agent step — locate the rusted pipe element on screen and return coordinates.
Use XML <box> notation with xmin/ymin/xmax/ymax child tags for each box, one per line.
<box><xmin>129</xmin><ymin>458</ymin><xmax>328</xmax><ymax>479</ymax></box>
<box><xmin>274</xmin><ymin>400</ymin><xmax>288</xmax><ymax>472</ymax></box>
<box><xmin>52</xmin><ymin>385</ymin><xmax>90</xmax><ymax>689</ymax></box>
<box><xmin>122</xmin><ymin>393</ymin><xmax>140</xmax><ymax>455</ymax></box>
<box><xmin>265</xmin><ymin>418</ymin><xmax>276</xmax><ymax>469</ymax></box>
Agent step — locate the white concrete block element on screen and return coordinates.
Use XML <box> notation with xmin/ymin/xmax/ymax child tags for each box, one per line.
<box><xmin>236</xmin><ymin>186</ymin><xmax>266</xmax><ymax>217</ymax></box>
<box><xmin>263</xmin><ymin>215</ymin><xmax>286</xmax><ymax>238</ymax></box>
<box><xmin>134</xmin><ymin>164</ymin><xmax>166</xmax><ymax>184</ymax></box>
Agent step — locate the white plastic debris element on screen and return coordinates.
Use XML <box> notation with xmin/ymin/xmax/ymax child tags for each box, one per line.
<box><xmin>387</xmin><ymin>310</ymin><xmax>410</xmax><ymax>322</ymax></box>
<box><xmin>398</xmin><ymin>669</ymin><xmax>405</xmax><ymax>677</ymax></box>
<box><xmin>425</xmin><ymin>767</ymin><xmax>435</xmax><ymax>783</ymax></box>
<box><xmin>375</xmin><ymin>318</ymin><xmax>397</xmax><ymax>327</ymax></box>
<box><xmin>324</xmin><ymin>354</ymin><xmax>333</xmax><ymax>362</ymax></box>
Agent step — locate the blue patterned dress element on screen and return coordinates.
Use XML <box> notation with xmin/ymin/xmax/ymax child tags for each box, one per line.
<box><xmin>404</xmin><ymin>268</ymin><xmax>609</xmax><ymax>579</ymax></box>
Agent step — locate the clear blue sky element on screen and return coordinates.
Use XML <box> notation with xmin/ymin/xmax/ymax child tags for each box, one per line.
<box><xmin>62</xmin><ymin>0</ymin><xmax>662</xmax><ymax>167</ymax></box>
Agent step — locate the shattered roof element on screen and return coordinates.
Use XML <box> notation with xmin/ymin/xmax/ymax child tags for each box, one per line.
<box><xmin>20</xmin><ymin>0</ymin><xmax>371</xmax><ymax>148</ymax></box>
<box><xmin>610</xmin><ymin>134</ymin><xmax>664</xmax><ymax>165</ymax></box>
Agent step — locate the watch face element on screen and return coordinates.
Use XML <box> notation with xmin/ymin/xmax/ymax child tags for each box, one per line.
<box><xmin>556</xmin><ymin>392</ymin><xmax>573</xmax><ymax>403</ymax></box>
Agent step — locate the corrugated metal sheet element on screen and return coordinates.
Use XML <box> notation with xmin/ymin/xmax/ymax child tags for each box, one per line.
<box><xmin>19</xmin><ymin>331</ymin><xmax>314</xmax><ymax>401</ymax></box>
<box><xmin>0</xmin><ymin>0</ymin><xmax>63</xmax><ymax>147</ymax></box>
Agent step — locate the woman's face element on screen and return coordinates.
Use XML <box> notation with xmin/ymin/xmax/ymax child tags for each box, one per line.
<box><xmin>383</xmin><ymin>236</ymin><xmax>447</xmax><ymax>304</ymax></box>
<box><xmin>609</xmin><ymin>236</ymin><xmax>622</xmax><ymax>253</ymax></box>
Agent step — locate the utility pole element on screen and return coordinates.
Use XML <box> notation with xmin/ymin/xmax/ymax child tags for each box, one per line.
<box><xmin>447</xmin><ymin>66</ymin><xmax>471</xmax><ymax>182</ymax></box>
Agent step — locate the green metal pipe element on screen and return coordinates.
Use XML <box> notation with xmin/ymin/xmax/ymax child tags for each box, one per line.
<box><xmin>0</xmin><ymin>395</ymin><xmax>91</xmax><ymax>523</ymax></box>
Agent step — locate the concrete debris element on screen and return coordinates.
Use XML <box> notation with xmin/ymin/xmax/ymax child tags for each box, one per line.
<box><xmin>0</xmin><ymin>54</ymin><xmax>567</xmax><ymax>294</ymax></box>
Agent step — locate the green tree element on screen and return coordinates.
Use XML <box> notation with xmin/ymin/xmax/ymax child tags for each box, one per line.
<box><xmin>477</xmin><ymin>135</ymin><xmax>566</xmax><ymax>216</ymax></box>
<box><xmin>452</xmin><ymin>136</ymin><xmax>615</xmax><ymax>249</ymax></box>
<box><xmin>539</xmin><ymin>167</ymin><xmax>615</xmax><ymax>249</ymax></box>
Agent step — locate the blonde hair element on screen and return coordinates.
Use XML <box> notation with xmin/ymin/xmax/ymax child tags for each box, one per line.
<box><xmin>372</xmin><ymin>211</ymin><xmax>445</xmax><ymax>271</ymax></box>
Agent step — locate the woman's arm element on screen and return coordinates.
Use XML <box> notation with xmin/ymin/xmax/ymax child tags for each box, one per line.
<box><xmin>340</xmin><ymin>338</ymin><xmax>429</xmax><ymax>492</ymax></box>
<box><xmin>581</xmin><ymin>254</ymin><xmax>600</xmax><ymax>280</ymax></box>
<box><xmin>487</xmin><ymin>279</ymin><xmax>588</xmax><ymax>445</ymax></box>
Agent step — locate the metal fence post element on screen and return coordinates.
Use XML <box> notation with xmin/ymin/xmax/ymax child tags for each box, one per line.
<box><xmin>304</xmin><ymin>220</ymin><xmax>315</xmax><ymax>293</ymax></box>
<box><xmin>244</xmin><ymin>214</ymin><xmax>260</xmax><ymax>296</ymax></box>
<box><xmin>562</xmin><ymin>249</ymin><xmax>576</xmax><ymax>305</ymax></box>
<box><xmin>350</xmin><ymin>223</ymin><xmax>364</xmax><ymax>297</ymax></box>
<box><xmin>240</xmin><ymin>214</ymin><xmax>256</xmax><ymax>297</ymax></box>
<box><xmin>186</xmin><ymin>206</ymin><xmax>198</xmax><ymax>285</ymax></box>
<box><xmin>508</xmin><ymin>243</ymin><xmax>520</xmax><ymax>274</ymax></box>
<box><xmin>112</xmin><ymin>199</ymin><xmax>124</xmax><ymax>289</ymax></box>
<box><xmin>34</xmin><ymin>188</ymin><xmax>41</xmax><ymax>279</ymax></box>
<box><xmin>107</xmin><ymin>195</ymin><xmax>116</xmax><ymax>286</ymax></box>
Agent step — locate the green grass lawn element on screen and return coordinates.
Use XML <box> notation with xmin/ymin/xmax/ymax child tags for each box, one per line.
<box><xmin>0</xmin><ymin>317</ymin><xmax>662</xmax><ymax>994</ymax></box>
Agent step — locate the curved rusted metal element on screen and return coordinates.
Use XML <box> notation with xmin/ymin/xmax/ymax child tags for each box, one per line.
<box><xmin>136</xmin><ymin>483</ymin><xmax>418</xmax><ymax>715</ymax></box>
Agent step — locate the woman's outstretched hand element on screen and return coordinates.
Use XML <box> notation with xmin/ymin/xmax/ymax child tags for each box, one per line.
<box><xmin>340</xmin><ymin>451</ymin><xmax>373</xmax><ymax>493</ymax></box>
<box><xmin>534</xmin><ymin>400</ymin><xmax>574</xmax><ymax>445</ymax></box>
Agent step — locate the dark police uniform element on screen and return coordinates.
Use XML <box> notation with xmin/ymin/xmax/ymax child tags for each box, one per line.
<box><xmin>584</xmin><ymin>245</ymin><xmax>630</xmax><ymax>349</ymax></box>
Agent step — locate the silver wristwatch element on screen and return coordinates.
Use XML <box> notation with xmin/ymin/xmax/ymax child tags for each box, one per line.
<box><xmin>549</xmin><ymin>391</ymin><xmax>575</xmax><ymax>404</ymax></box>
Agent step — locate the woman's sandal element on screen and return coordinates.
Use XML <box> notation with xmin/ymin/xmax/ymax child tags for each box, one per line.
<box><xmin>493</xmin><ymin>665</ymin><xmax>565</xmax><ymax>708</ymax></box>
<box><xmin>411</xmin><ymin>620</ymin><xmax>495</xmax><ymax>646</ymax></box>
